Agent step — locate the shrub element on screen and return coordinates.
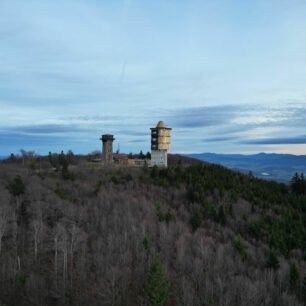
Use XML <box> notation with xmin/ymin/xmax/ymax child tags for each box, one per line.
<box><xmin>143</xmin><ymin>237</ymin><xmax>149</xmax><ymax>251</ymax></box>
<box><xmin>165</xmin><ymin>208</ymin><xmax>175</xmax><ymax>224</ymax></box>
<box><xmin>190</xmin><ymin>208</ymin><xmax>202</xmax><ymax>231</ymax></box>
<box><xmin>16</xmin><ymin>272</ymin><xmax>27</xmax><ymax>287</ymax></box>
<box><xmin>233</xmin><ymin>234</ymin><xmax>247</xmax><ymax>261</ymax></box>
<box><xmin>9</xmin><ymin>175</ymin><xmax>25</xmax><ymax>196</ymax></box>
<box><xmin>289</xmin><ymin>262</ymin><xmax>300</xmax><ymax>293</ymax></box>
<box><xmin>157</xmin><ymin>204</ymin><xmax>165</xmax><ymax>222</ymax></box>
<box><xmin>265</xmin><ymin>251</ymin><xmax>280</xmax><ymax>270</ymax></box>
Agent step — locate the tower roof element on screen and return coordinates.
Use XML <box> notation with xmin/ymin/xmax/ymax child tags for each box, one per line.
<box><xmin>156</xmin><ymin>121</ymin><xmax>165</xmax><ymax>128</ymax></box>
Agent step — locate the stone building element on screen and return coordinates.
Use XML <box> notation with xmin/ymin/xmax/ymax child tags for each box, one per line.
<box><xmin>100</xmin><ymin>134</ymin><xmax>114</xmax><ymax>163</ymax></box>
<box><xmin>150</xmin><ymin>121</ymin><xmax>171</xmax><ymax>167</ymax></box>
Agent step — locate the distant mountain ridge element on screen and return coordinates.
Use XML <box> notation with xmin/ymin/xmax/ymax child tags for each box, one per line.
<box><xmin>185</xmin><ymin>152</ymin><xmax>306</xmax><ymax>183</ymax></box>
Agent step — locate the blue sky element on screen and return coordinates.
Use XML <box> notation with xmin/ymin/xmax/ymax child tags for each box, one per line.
<box><xmin>1</xmin><ymin>0</ymin><xmax>306</xmax><ymax>156</ymax></box>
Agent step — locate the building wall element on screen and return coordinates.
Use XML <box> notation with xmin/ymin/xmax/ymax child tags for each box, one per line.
<box><xmin>151</xmin><ymin>127</ymin><xmax>171</xmax><ymax>151</ymax></box>
<box><xmin>102</xmin><ymin>140</ymin><xmax>113</xmax><ymax>163</ymax></box>
<box><xmin>151</xmin><ymin>150</ymin><xmax>167</xmax><ymax>167</ymax></box>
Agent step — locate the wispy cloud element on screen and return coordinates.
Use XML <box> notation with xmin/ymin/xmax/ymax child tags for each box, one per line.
<box><xmin>242</xmin><ymin>135</ymin><xmax>306</xmax><ymax>145</ymax></box>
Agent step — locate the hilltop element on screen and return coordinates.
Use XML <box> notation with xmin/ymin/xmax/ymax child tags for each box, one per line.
<box><xmin>0</xmin><ymin>153</ymin><xmax>305</xmax><ymax>305</ymax></box>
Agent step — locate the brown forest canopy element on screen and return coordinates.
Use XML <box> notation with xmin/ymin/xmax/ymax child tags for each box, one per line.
<box><xmin>0</xmin><ymin>152</ymin><xmax>305</xmax><ymax>305</ymax></box>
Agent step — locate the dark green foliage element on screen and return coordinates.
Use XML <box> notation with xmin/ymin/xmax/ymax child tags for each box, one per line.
<box><xmin>217</xmin><ymin>205</ymin><xmax>227</xmax><ymax>225</ymax></box>
<box><xmin>94</xmin><ymin>180</ymin><xmax>103</xmax><ymax>195</ymax></box>
<box><xmin>291</xmin><ymin>172</ymin><xmax>306</xmax><ymax>195</ymax></box>
<box><xmin>165</xmin><ymin>208</ymin><xmax>175</xmax><ymax>223</ymax></box>
<box><xmin>139</xmin><ymin>174</ymin><xmax>149</xmax><ymax>184</ymax></box>
<box><xmin>265</xmin><ymin>251</ymin><xmax>279</xmax><ymax>270</ymax></box>
<box><xmin>229</xmin><ymin>203</ymin><xmax>233</xmax><ymax>217</ymax></box>
<box><xmin>139</xmin><ymin>150</ymin><xmax>145</xmax><ymax>159</ymax></box>
<box><xmin>9</xmin><ymin>175</ymin><xmax>25</xmax><ymax>196</ymax></box>
<box><xmin>110</xmin><ymin>175</ymin><xmax>119</xmax><ymax>184</ymax></box>
<box><xmin>157</xmin><ymin>204</ymin><xmax>165</xmax><ymax>222</ymax></box>
<box><xmin>289</xmin><ymin>262</ymin><xmax>300</xmax><ymax>293</ymax></box>
<box><xmin>59</xmin><ymin>150</ymin><xmax>65</xmax><ymax>166</ymax></box>
<box><xmin>248</xmin><ymin>221</ymin><xmax>261</xmax><ymax>239</ymax></box>
<box><xmin>233</xmin><ymin>234</ymin><xmax>247</xmax><ymax>261</ymax></box>
<box><xmin>156</xmin><ymin>205</ymin><xmax>175</xmax><ymax>224</ymax></box>
<box><xmin>145</xmin><ymin>163</ymin><xmax>306</xmax><ymax>257</ymax></box>
<box><xmin>61</xmin><ymin>160</ymin><xmax>75</xmax><ymax>180</ymax></box>
<box><xmin>124</xmin><ymin>173</ymin><xmax>133</xmax><ymax>182</ymax></box>
<box><xmin>146</xmin><ymin>151</ymin><xmax>151</xmax><ymax>159</ymax></box>
<box><xmin>143</xmin><ymin>255</ymin><xmax>170</xmax><ymax>306</ymax></box>
<box><xmin>302</xmin><ymin>275</ymin><xmax>306</xmax><ymax>304</ymax></box>
<box><xmin>16</xmin><ymin>272</ymin><xmax>27</xmax><ymax>287</ymax></box>
<box><xmin>151</xmin><ymin>166</ymin><xmax>159</xmax><ymax>179</ymax></box>
<box><xmin>190</xmin><ymin>208</ymin><xmax>202</xmax><ymax>231</ymax></box>
<box><xmin>143</xmin><ymin>237</ymin><xmax>149</xmax><ymax>251</ymax></box>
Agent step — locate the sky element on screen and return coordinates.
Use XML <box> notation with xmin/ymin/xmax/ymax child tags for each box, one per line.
<box><xmin>1</xmin><ymin>0</ymin><xmax>306</xmax><ymax>156</ymax></box>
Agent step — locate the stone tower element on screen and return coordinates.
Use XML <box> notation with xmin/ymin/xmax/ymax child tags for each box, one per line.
<box><xmin>150</xmin><ymin>121</ymin><xmax>171</xmax><ymax>167</ymax></box>
<box><xmin>100</xmin><ymin>134</ymin><xmax>114</xmax><ymax>163</ymax></box>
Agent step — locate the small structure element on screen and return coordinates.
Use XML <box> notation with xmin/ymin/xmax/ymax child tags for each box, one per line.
<box><xmin>113</xmin><ymin>153</ymin><xmax>128</xmax><ymax>164</ymax></box>
<box><xmin>150</xmin><ymin>121</ymin><xmax>171</xmax><ymax>167</ymax></box>
<box><xmin>100</xmin><ymin>134</ymin><xmax>114</xmax><ymax>163</ymax></box>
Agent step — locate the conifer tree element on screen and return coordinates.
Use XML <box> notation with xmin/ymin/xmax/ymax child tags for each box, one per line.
<box><xmin>144</xmin><ymin>255</ymin><xmax>170</xmax><ymax>306</ymax></box>
<box><xmin>218</xmin><ymin>205</ymin><xmax>227</xmax><ymax>225</ymax></box>
<box><xmin>289</xmin><ymin>262</ymin><xmax>300</xmax><ymax>293</ymax></box>
<box><xmin>9</xmin><ymin>175</ymin><xmax>25</xmax><ymax>196</ymax></box>
<box><xmin>190</xmin><ymin>208</ymin><xmax>202</xmax><ymax>231</ymax></box>
<box><xmin>302</xmin><ymin>275</ymin><xmax>306</xmax><ymax>304</ymax></box>
<box><xmin>143</xmin><ymin>237</ymin><xmax>149</xmax><ymax>251</ymax></box>
<box><xmin>265</xmin><ymin>251</ymin><xmax>279</xmax><ymax>270</ymax></box>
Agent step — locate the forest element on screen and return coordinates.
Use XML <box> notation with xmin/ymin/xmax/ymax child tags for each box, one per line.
<box><xmin>0</xmin><ymin>151</ymin><xmax>306</xmax><ymax>305</ymax></box>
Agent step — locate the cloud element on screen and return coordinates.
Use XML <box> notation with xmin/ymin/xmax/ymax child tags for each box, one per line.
<box><xmin>8</xmin><ymin>124</ymin><xmax>87</xmax><ymax>134</ymax></box>
<box><xmin>167</xmin><ymin>105</ymin><xmax>247</xmax><ymax>128</ymax></box>
<box><xmin>242</xmin><ymin>135</ymin><xmax>306</xmax><ymax>145</ymax></box>
<box><xmin>129</xmin><ymin>139</ymin><xmax>146</xmax><ymax>143</ymax></box>
<box><xmin>202</xmin><ymin>136</ymin><xmax>238</xmax><ymax>142</ymax></box>
<box><xmin>0</xmin><ymin>131</ymin><xmax>63</xmax><ymax>146</ymax></box>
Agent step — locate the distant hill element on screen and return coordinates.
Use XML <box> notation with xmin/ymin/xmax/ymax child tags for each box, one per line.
<box><xmin>185</xmin><ymin>152</ymin><xmax>306</xmax><ymax>183</ymax></box>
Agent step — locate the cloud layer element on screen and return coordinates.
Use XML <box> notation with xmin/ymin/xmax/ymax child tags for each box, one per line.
<box><xmin>1</xmin><ymin>0</ymin><xmax>306</xmax><ymax>155</ymax></box>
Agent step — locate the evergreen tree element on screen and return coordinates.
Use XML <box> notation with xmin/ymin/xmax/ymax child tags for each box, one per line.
<box><xmin>9</xmin><ymin>175</ymin><xmax>25</xmax><ymax>196</ymax></box>
<box><xmin>157</xmin><ymin>204</ymin><xmax>165</xmax><ymax>222</ymax></box>
<box><xmin>144</xmin><ymin>255</ymin><xmax>170</xmax><ymax>306</ymax></box>
<box><xmin>139</xmin><ymin>150</ymin><xmax>145</xmax><ymax>159</ymax></box>
<box><xmin>190</xmin><ymin>208</ymin><xmax>202</xmax><ymax>231</ymax></box>
<box><xmin>289</xmin><ymin>262</ymin><xmax>300</xmax><ymax>293</ymax></box>
<box><xmin>302</xmin><ymin>275</ymin><xmax>306</xmax><ymax>304</ymax></box>
<box><xmin>233</xmin><ymin>234</ymin><xmax>247</xmax><ymax>261</ymax></box>
<box><xmin>165</xmin><ymin>208</ymin><xmax>175</xmax><ymax>223</ymax></box>
<box><xmin>218</xmin><ymin>205</ymin><xmax>227</xmax><ymax>225</ymax></box>
<box><xmin>265</xmin><ymin>251</ymin><xmax>279</xmax><ymax>270</ymax></box>
<box><xmin>143</xmin><ymin>237</ymin><xmax>149</xmax><ymax>251</ymax></box>
<box><xmin>59</xmin><ymin>150</ymin><xmax>65</xmax><ymax>166</ymax></box>
<box><xmin>61</xmin><ymin>160</ymin><xmax>70</xmax><ymax>180</ymax></box>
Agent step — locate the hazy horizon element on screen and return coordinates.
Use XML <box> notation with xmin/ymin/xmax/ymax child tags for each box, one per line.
<box><xmin>1</xmin><ymin>0</ymin><xmax>306</xmax><ymax>156</ymax></box>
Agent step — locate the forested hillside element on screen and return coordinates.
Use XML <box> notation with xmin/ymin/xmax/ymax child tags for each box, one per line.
<box><xmin>0</xmin><ymin>153</ymin><xmax>306</xmax><ymax>305</ymax></box>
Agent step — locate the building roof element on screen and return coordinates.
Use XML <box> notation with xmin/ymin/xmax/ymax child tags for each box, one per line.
<box><xmin>157</xmin><ymin>121</ymin><xmax>165</xmax><ymax>128</ymax></box>
<box><xmin>113</xmin><ymin>153</ymin><xmax>128</xmax><ymax>160</ymax></box>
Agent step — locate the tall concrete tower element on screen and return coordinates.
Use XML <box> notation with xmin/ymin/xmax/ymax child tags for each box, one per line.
<box><xmin>100</xmin><ymin>134</ymin><xmax>114</xmax><ymax>163</ymax></box>
<box><xmin>150</xmin><ymin>121</ymin><xmax>171</xmax><ymax>167</ymax></box>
